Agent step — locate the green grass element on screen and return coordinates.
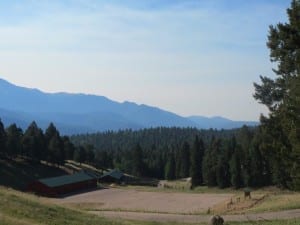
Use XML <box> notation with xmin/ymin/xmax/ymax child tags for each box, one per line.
<box><xmin>0</xmin><ymin>187</ymin><xmax>121</xmax><ymax>225</ymax></box>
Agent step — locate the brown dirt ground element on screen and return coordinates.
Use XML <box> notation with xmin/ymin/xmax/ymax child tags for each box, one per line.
<box><xmin>54</xmin><ymin>188</ymin><xmax>232</xmax><ymax>214</ymax></box>
<box><xmin>53</xmin><ymin>188</ymin><xmax>300</xmax><ymax>223</ymax></box>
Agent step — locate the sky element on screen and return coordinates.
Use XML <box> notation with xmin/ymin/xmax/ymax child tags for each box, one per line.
<box><xmin>0</xmin><ymin>0</ymin><xmax>290</xmax><ymax>121</ymax></box>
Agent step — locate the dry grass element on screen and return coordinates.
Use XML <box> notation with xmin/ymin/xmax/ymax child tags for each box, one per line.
<box><xmin>246</xmin><ymin>193</ymin><xmax>300</xmax><ymax>213</ymax></box>
<box><xmin>212</xmin><ymin>193</ymin><xmax>267</xmax><ymax>214</ymax></box>
<box><xmin>120</xmin><ymin>180</ymin><xmax>240</xmax><ymax>194</ymax></box>
<box><xmin>65</xmin><ymin>160</ymin><xmax>104</xmax><ymax>173</ymax></box>
<box><xmin>211</xmin><ymin>188</ymin><xmax>300</xmax><ymax>214</ymax></box>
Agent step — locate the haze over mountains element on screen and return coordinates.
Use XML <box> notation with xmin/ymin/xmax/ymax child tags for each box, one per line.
<box><xmin>0</xmin><ymin>78</ymin><xmax>258</xmax><ymax>134</ymax></box>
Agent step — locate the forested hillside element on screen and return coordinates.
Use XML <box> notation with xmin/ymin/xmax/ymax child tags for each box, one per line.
<box><xmin>71</xmin><ymin>126</ymin><xmax>272</xmax><ymax>189</ymax></box>
<box><xmin>0</xmin><ymin>113</ymin><xmax>295</xmax><ymax>190</ymax></box>
<box><xmin>0</xmin><ymin>118</ymin><xmax>270</xmax><ymax>189</ymax></box>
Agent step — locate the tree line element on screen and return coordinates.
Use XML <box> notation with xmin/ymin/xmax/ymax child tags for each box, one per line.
<box><xmin>0</xmin><ymin>118</ymin><xmax>295</xmax><ymax>190</ymax></box>
<box><xmin>0</xmin><ymin>121</ymin><xmax>95</xmax><ymax>165</ymax></box>
<box><xmin>71</xmin><ymin>126</ymin><xmax>272</xmax><ymax>189</ymax></box>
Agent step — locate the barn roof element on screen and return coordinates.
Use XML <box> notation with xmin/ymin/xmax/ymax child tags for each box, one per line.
<box><xmin>101</xmin><ymin>169</ymin><xmax>124</xmax><ymax>180</ymax></box>
<box><xmin>39</xmin><ymin>171</ymin><xmax>95</xmax><ymax>188</ymax></box>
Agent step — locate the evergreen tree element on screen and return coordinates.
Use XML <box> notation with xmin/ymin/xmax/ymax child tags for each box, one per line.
<box><xmin>22</xmin><ymin>121</ymin><xmax>45</xmax><ymax>161</ymax></box>
<box><xmin>202</xmin><ymin>137</ymin><xmax>220</xmax><ymax>186</ymax></box>
<box><xmin>95</xmin><ymin>150</ymin><xmax>112</xmax><ymax>169</ymax></box>
<box><xmin>6</xmin><ymin>124</ymin><xmax>23</xmax><ymax>158</ymax></box>
<box><xmin>74</xmin><ymin>146</ymin><xmax>86</xmax><ymax>164</ymax></box>
<box><xmin>230</xmin><ymin>146</ymin><xmax>243</xmax><ymax>189</ymax></box>
<box><xmin>253</xmin><ymin>0</ymin><xmax>300</xmax><ymax>190</ymax></box>
<box><xmin>190</xmin><ymin>136</ymin><xmax>204</xmax><ymax>188</ymax></box>
<box><xmin>179</xmin><ymin>141</ymin><xmax>190</xmax><ymax>178</ymax></box>
<box><xmin>216</xmin><ymin>141</ymin><xmax>231</xmax><ymax>189</ymax></box>
<box><xmin>0</xmin><ymin>119</ymin><xmax>7</xmax><ymax>156</ymax></box>
<box><xmin>175</xmin><ymin>148</ymin><xmax>182</xmax><ymax>179</ymax></box>
<box><xmin>45</xmin><ymin>123</ymin><xmax>64</xmax><ymax>164</ymax></box>
<box><xmin>48</xmin><ymin>135</ymin><xmax>64</xmax><ymax>165</ymax></box>
<box><xmin>132</xmin><ymin>143</ymin><xmax>144</xmax><ymax>177</ymax></box>
<box><xmin>248</xmin><ymin>135</ymin><xmax>265</xmax><ymax>187</ymax></box>
<box><xmin>62</xmin><ymin>136</ymin><xmax>75</xmax><ymax>160</ymax></box>
<box><xmin>236</xmin><ymin>126</ymin><xmax>253</xmax><ymax>187</ymax></box>
<box><xmin>85</xmin><ymin>144</ymin><xmax>95</xmax><ymax>164</ymax></box>
<box><xmin>216</xmin><ymin>155</ymin><xmax>230</xmax><ymax>189</ymax></box>
<box><xmin>165</xmin><ymin>153</ymin><xmax>176</xmax><ymax>180</ymax></box>
<box><xmin>288</xmin><ymin>75</ymin><xmax>300</xmax><ymax>189</ymax></box>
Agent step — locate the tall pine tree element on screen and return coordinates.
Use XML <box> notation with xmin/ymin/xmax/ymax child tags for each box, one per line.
<box><xmin>179</xmin><ymin>141</ymin><xmax>190</xmax><ymax>178</ymax></box>
<box><xmin>230</xmin><ymin>145</ymin><xmax>243</xmax><ymax>189</ymax></box>
<box><xmin>45</xmin><ymin>123</ymin><xmax>64</xmax><ymax>165</ymax></box>
<box><xmin>22</xmin><ymin>121</ymin><xmax>45</xmax><ymax>161</ymax></box>
<box><xmin>0</xmin><ymin>119</ymin><xmax>6</xmax><ymax>157</ymax></box>
<box><xmin>190</xmin><ymin>136</ymin><xmax>204</xmax><ymax>188</ymax></box>
<box><xmin>131</xmin><ymin>143</ymin><xmax>145</xmax><ymax>177</ymax></box>
<box><xmin>6</xmin><ymin>124</ymin><xmax>23</xmax><ymax>158</ymax></box>
<box><xmin>165</xmin><ymin>152</ymin><xmax>176</xmax><ymax>180</ymax></box>
<box><xmin>253</xmin><ymin>0</ymin><xmax>300</xmax><ymax>189</ymax></box>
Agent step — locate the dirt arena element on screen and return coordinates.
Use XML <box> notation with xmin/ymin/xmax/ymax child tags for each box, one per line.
<box><xmin>55</xmin><ymin>188</ymin><xmax>233</xmax><ymax>214</ymax></box>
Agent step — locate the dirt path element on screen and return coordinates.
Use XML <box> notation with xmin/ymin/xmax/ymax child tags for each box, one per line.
<box><xmin>91</xmin><ymin>209</ymin><xmax>300</xmax><ymax>223</ymax></box>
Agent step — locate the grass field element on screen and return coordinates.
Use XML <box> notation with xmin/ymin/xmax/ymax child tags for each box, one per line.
<box><xmin>210</xmin><ymin>187</ymin><xmax>300</xmax><ymax>215</ymax></box>
<box><xmin>245</xmin><ymin>193</ymin><xmax>300</xmax><ymax>213</ymax></box>
<box><xmin>1</xmin><ymin>186</ymin><xmax>299</xmax><ymax>225</ymax></box>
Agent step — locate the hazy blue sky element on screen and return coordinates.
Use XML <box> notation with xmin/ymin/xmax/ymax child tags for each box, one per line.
<box><xmin>0</xmin><ymin>0</ymin><xmax>290</xmax><ymax>120</ymax></box>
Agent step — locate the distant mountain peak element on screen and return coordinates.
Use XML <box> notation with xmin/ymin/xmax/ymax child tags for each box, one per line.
<box><xmin>0</xmin><ymin>78</ymin><xmax>258</xmax><ymax>134</ymax></box>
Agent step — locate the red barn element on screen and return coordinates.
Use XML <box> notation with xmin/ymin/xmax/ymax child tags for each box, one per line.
<box><xmin>27</xmin><ymin>171</ymin><xmax>97</xmax><ymax>197</ymax></box>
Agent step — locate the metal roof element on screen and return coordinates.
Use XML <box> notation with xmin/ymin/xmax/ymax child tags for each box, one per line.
<box><xmin>39</xmin><ymin>171</ymin><xmax>95</xmax><ymax>188</ymax></box>
<box><xmin>101</xmin><ymin>169</ymin><xmax>124</xmax><ymax>180</ymax></box>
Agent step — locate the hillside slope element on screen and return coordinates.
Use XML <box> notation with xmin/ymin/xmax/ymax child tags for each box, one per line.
<box><xmin>0</xmin><ymin>158</ymin><xmax>68</xmax><ymax>191</ymax></box>
<box><xmin>0</xmin><ymin>187</ymin><xmax>126</xmax><ymax>225</ymax></box>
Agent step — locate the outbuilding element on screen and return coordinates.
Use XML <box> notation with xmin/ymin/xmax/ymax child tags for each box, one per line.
<box><xmin>100</xmin><ymin>169</ymin><xmax>124</xmax><ymax>183</ymax></box>
<box><xmin>27</xmin><ymin>170</ymin><xmax>97</xmax><ymax>197</ymax></box>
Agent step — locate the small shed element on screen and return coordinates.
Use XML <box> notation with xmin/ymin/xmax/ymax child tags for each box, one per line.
<box><xmin>27</xmin><ymin>171</ymin><xmax>97</xmax><ymax>197</ymax></box>
<box><xmin>100</xmin><ymin>169</ymin><xmax>124</xmax><ymax>183</ymax></box>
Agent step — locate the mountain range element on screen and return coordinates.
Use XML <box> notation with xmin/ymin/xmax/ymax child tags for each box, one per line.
<box><xmin>0</xmin><ymin>78</ymin><xmax>258</xmax><ymax>134</ymax></box>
